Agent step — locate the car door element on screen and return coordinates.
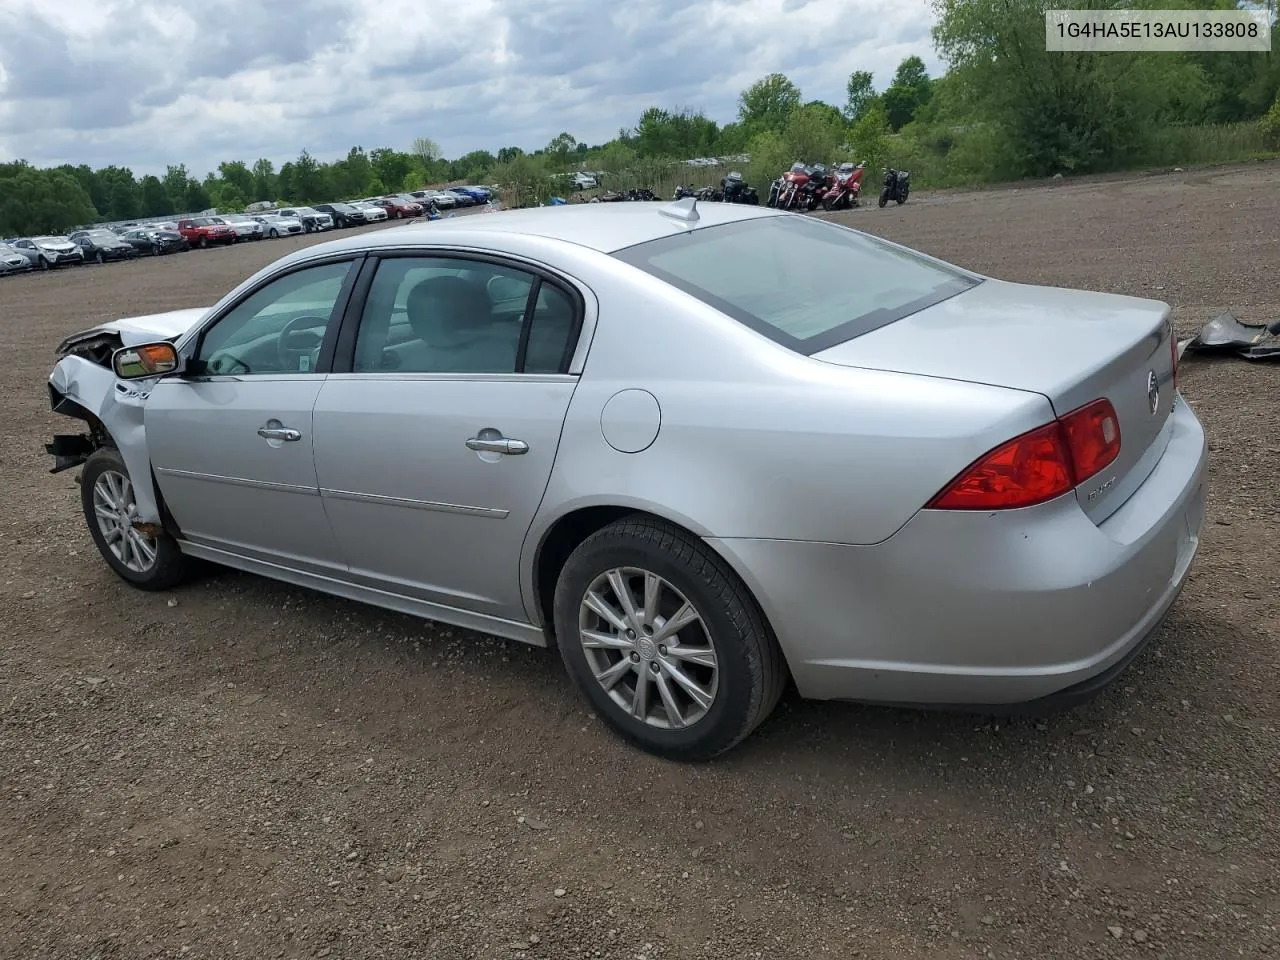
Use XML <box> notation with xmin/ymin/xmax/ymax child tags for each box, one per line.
<box><xmin>311</xmin><ymin>253</ymin><xmax>585</xmax><ymax>623</ymax></box>
<box><xmin>144</xmin><ymin>256</ymin><xmax>363</xmax><ymax>573</ymax></box>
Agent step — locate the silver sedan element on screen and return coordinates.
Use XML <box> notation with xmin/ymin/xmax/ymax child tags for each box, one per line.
<box><xmin>45</xmin><ymin>200</ymin><xmax>1206</xmax><ymax>760</ymax></box>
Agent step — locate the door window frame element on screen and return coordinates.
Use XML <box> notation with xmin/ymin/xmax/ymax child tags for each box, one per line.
<box><xmin>173</xmin><ymin>253</ymin><xmax>369</xmax><ymax>381</ymax></box>
<box><xmin>328</xmin><ymin>249</ymin><xmax>587</xmax><ymax>379</ymax></box>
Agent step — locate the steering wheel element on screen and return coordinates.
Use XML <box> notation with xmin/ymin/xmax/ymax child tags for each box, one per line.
<box><xmin>204</xmin><ymin>351</ymin><xmax>252</xmax><ymax>375</ymax></box>
<box><xmin>277</xmin><ymin>315</ymin><xmax>328</xmax><ymax>371</ymax></box>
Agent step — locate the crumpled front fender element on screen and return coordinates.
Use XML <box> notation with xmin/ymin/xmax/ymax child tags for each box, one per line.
<box><xmin>49</xmin><ymin>356</ymin><xmax>162</xmax><ymax>524</ymax></box>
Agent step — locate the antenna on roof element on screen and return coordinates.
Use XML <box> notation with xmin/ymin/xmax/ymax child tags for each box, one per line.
<box><xmin>658</xmin><ymin>196</ymin><xmax>699</xmax><ymax>223</ymax></box>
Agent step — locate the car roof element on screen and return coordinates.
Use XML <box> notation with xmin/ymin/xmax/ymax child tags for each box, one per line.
<box><xmin>306</xmin><ymin>200</ymin><xmax>784</xmax><ymax>257</ymax></box>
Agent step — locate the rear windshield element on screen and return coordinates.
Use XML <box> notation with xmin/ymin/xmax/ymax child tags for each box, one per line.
<box><xmin>613</xmin><ymin>215</ymin><xmax>979</xmax><ymax>354</ymax></box>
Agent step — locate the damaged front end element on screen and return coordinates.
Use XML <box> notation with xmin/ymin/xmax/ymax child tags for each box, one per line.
<box><xmin>46</xmin><ymin>308</ymin><xmax>207</xmax><ymax>523</ymax></box>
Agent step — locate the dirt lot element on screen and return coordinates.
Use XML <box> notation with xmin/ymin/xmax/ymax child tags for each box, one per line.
<box><xmin>2</xmin><ymin>167</ymin><xmax>1278</xmax><ymax>960</ymax></box>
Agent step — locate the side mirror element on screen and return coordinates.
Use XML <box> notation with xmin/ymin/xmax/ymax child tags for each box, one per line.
<box><xmin>112</xmin><ymin>341</ymin><xmax>182</xmax><ymax>380</ymax></box>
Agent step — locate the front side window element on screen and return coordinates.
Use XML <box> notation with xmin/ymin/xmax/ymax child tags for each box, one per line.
<box><xmin>614</xmin><ymin>216</ymin><xmax>978</xmax><ymax>355</ymax></box>
<box><xmin>351</xmin><ymin>257</ymin><xmax>578</xmax><ymax>375</ymax></box>
<box><xmin>194</xmin><ymin>260</ymin><xmax>354</xmax><ymax>376</ymax></box>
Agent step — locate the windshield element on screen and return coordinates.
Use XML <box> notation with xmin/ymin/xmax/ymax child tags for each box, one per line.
<box><xmin>613</xmin><ymin>216</ymin><xmax>979</xmax><ymax>355</ymax></box>
<box><xmin>88</xmin><ymin>230</ymin><xmax>117</xmax><ymax>241</ymax></box>
<box><xmin>34</xmin><ymin>236</ymin><xmax>66</xmax><ymax>243</ymax></box>
<box><xmin>328</xmin><ymin>203</ymin><xmax>354</xmax><ymax>212</ymax></box>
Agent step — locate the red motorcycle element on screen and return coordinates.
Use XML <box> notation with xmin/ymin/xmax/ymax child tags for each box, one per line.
<box><xmin>774</xmin><ymin>162</ymin><xmax>811</xmax><ymax>210</ymax></box>
<box><xmin>820</xmin><ymin>162</ymin><xmax>865</xmax><ymax>211</ymax></box>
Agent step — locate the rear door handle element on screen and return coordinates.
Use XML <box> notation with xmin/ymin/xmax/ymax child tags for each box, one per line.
<box><xmin>257</xmin><ymin>426</ymin><xmax>302</xmax><ymax>442</ymax></box>
<box><xmin>466</xmin><ymin>436</ymin><xmax>529</xmax><ymax>455</ymax></box>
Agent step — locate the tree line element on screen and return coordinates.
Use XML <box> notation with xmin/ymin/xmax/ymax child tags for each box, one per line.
<box><xmin>2</xmin><ymin>0</ymin><xmax>1278</xmax><ymax>235</ymax></box>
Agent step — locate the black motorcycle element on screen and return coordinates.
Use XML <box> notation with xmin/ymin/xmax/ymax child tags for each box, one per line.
<box><xmin>800</xmin><ymin>163</ymin><xmax>830</xmax><ymax>211</ymax></box>
<box><xmin>879</xmin><ymin>168</ymin><xmax>911</xmax><ymax>207</ymax></box>
<box><xmin>719</xmin><ymin>171</ymin><xmax>759</xmax><ymax>205</ymax></box>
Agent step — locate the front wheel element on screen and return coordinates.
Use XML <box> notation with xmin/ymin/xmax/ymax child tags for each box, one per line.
<box><xmin>553</xmin><ymin>516</ymin><xmax>787</xmax><ymax>761</ymax></box>
<box><xmin>878</xmin><ymin>189</ymin><xmax>890</xmax><ymax>208</ymax></box>
<box><xmin>96</xmin><ymin>251</ymin><xmax>106</xmax><ymax>265</ymax></box>
<box><xmin>38</xmin><ymin>256</ymin><xmax>50</xmax><ymax>271</ymax></box>
<box><xmin>269</xmin><ymin>229</ymin><xmax>278</xmax><ymax>239</ymax></box>
<box><xmin>80</xmin><ymin>447</ymin><xmax>194</xmax><ymax>591</ymax></box>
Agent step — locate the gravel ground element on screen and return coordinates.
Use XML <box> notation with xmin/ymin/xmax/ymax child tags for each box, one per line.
<box><xmin>2</xmin><ymin>166</ymin><xmax>1278</xmax><ymax>960</ymax></box>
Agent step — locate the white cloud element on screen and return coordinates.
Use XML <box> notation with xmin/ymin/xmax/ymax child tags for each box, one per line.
<box><xmin>0</xmin><ymin>0</ymin><xmax>941</xmax><ymax>176</ymax></box>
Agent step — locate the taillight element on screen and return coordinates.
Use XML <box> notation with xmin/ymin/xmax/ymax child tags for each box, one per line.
<box><xmin>928</xmin><ymin>398</ymin><xmax>1122</xmax><ymax>511</ymax></box>
<box><xmin>1169</xmin><ymin>325</ymin><xmax>1179</xmax><ymax>390</ymax></box>
<box><xmin>1059</xmin><ymin>398</ymin><xmax>1121</xmax><ymax>480</ymax></box>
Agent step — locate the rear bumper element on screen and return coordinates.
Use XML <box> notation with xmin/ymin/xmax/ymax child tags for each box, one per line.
<box><xmin>708</xmin><ymin>395</ymin><xmax>1207</xmax><ymax>708</ymax></box>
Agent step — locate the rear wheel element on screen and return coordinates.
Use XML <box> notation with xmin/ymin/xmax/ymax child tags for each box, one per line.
<box><xmin>80</xmin><ymin>447</ymin><xmax>194</xmax><ymax>591</ymax></box>
<box><xmin>553</xmin><ymin>516</ymin><xmax>787</xmax><ymax>762</ymax></box>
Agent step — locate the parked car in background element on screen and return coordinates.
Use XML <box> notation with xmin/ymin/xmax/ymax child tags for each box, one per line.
<box><xmin>370</xmin><ymin>196</ymin><xmax>423</xmax><ymax>219</ymax></box>
<box><xmin>572</xmin><ymin>172</ymin><xmax>598</xmax><ymax>190</ymax></box>
<box><xmin>120</xmin><ymin>227</ymin><xmax>189</xmax><ymax>256</ymax></box>
<box><xmin>314</xmin><ymin>202</ymin><xmax>368</xmax><ymax>227</ymax></box>
<box><xmin>11</xmin><ymin>236</ymin><xmax>85</xmax><ymax>269</ymax></box>
<box><xmin>409</xmin><ymin>189</ymin><xmax>458</xmax><ymax>209</ymax></box>
<box><xmin>0</xmin><ymin>242</ymin><xmax>33</xmax><ymax>274</ymax></box>
<box><xmin>351</xmin><ymin>201</ymin><xmax>389</xmax><ymax>222</ymax></box>
<box><xmin>215</xmin><ymin>215</ymin><xmax>265</xmax><ymax>242</ymax></box>
<box><xmin>275</xmin><ymin>207</ymin><xmax>333</xmax><ymax>233</ymax></box>
<box><xmin>176</xmin><ymin>217</ymin><xmax>237</xmax><ymax>249</ymax></box>
<box><xmin>250</xmin><ymin>214</ymin><xmax>305</xmax><ymax>238</ymax></box>
<box><xmin>454</xmin><ymin>185</ymin><xmax>493</xmax><ymax>202</ymax></box>
<box><xmin>69</xmin><ymin>229</ymin><xmax>139</xmax><ymax>264</ymax></box>
<box><xmin>444</xmin><ymin>189</ymin><xmax>479</xmax><ymax>207</ymax></box>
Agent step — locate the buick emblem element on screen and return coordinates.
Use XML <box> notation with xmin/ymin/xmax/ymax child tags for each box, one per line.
<box><xmin>1146</xmin><ymin>370</ymin><xmax>1159</xmax><ymax>415</ymax></box>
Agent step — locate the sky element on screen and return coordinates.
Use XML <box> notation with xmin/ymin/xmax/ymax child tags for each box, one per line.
<box><xmin>0</xmin><ymin>0</ymin><xmax>942</xmax><ymax>178</ymax></box>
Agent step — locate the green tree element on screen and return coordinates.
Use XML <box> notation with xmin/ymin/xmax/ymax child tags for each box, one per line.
<box><xmin>139</xmin><ymin>175</ymin><xmax>174</xmax><ymax>216</ymax></box>
<box><xmin>737</xmin><ymin>73</ymin><xmax>802</xmax><ymax>133</ymax></box>
<box><xmin>370</xmin><ymin>148</ymin><xmax>411</xmax><ymax>192</ymax></box>
<box><xmin>496</xmin><ymin>145</ymin><xmax>525</xmax><ymax>163</ymax></box>
<box><xmin>162</xmin><ymin>164</ymin><xmax>190</xmax><ymax>208</ymax></box>
<box><xmin>545</xmin><ymin>132</ymin><xmax>578</xmax><ymax>170</ymax></box>
<box><xmin>251</xmin><ymin>158</ymin><xmax>278</xmax><ymax>200</ymax></box>
<box><xmin>0</xmin><ymin>167</ymin><xmax>99</xmax><ymax>234</ymax></box>
<box><xmin>844</xmin><ymin>70</ymin><xmax>877</xmax><ymax>121</ymax></box>
<box><xmin>218</xmin><ymin>160</ymin><xmax>255</xmax><ymax>201</ymax></box>
<box><xmin>785</xmin><ymin>103</ymin><xmax>847</xmax><ymax>163</ymax></box>
<box><xmin>849</xmin><ymin>99</ymin><xmax>892</xmax><ymax>174</ymax></box>
<box><xmin>183</xmin><ymin>179</ymin><xmax>211</xmax><ymax>213</ymax></box>
<box><xmin>881</xmin><ymin>56</ymin><xmax>934</xmax><ymax>130</ymax></box>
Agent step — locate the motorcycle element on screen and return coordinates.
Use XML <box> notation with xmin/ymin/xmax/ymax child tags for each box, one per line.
<box><xmin>774</xmin><ymin>162</ymin><xmax>810</xmax><ymax>210</ymax></box>
<box><xmin>799</xmin><ymin>163</ymin><xmax>830</xmax><ymax>211</ymax></box>
<box><xmin>879</xmin><ymin>168</ymin><xmax>911</xmax><ymax>207</ymax></box>
<box><xmin>719</xmin><ymin>171</ymin><xmax>760</xmax><ymax>205</ymax></box>
<box><xmin>820</xmin><ymin>162</ymin><xmax>864</xmax><ymax>211</ymax></box>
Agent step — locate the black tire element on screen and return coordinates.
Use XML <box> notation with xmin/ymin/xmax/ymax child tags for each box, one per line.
<box><xmin>553</xmin><ymin>515</ymin><xmax>787</xmax><ymax>762</ymax></box>
<box><xmin>79</xmin><ymin>447</ymin><xmax>194</xmax><ymax>591</ymax></box>
<box><xmin>199</xmin><ymin>236</ymin><xmax>208</xmax><ymax>249</ymax></box>
<box><xmin>96</xmin><ymin>251</ymin><xmax>106</xmax><ymax>265</ymax></box>
<box><xmin>879</xmin><ymin>189</ymin><xmax>890</xmax><ymax>208</ymax></box>
<box><xmin>38</xmin><ymin>256</ymin><xmax>50</xmax><ymax>271</ymax></box>
<box><xmin>269</xmin><ymin>228</ymin><xmax>278</xmax><ymax>239</ymax></box>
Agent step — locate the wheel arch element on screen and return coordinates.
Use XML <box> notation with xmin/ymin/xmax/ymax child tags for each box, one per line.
<box><xmin>526</xmin><ymin>502</ymin><xmax>786</xmax><ymax>665</ymax></box>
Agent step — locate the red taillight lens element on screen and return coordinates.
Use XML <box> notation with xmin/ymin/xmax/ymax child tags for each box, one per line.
<box><xmin>927</xmin><ymin>421</ymin><xmax>1075</xmax><ymax>510</ymax></box>
<box><xmin>928</xmin><ymin>398</ymin><xmax>1122</xmax><ymax>511</ymax></box>
<box><xmin>1059</xmin><ymin>398</ymin><xmax>1121</xmax><ymax>481</ymax></box>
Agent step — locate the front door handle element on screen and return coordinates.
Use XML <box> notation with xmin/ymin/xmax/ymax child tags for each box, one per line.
<box><xmin>257</xmin><ymin>426</ymin><xmax>302</xmax><ymax>442</ymax></box>
<box><xmin>466</xmin><ymin>436</ymin><xmax>529</xmax><ymax>455</ymax></box>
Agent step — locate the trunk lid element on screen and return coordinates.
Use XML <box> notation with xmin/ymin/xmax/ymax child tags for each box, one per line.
<box><xmin>813</xmin><ymin>278</ymin><xmax>1176</xmax><ymax>524</ymax></box>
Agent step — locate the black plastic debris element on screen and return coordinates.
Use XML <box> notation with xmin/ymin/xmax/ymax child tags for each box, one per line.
<box><xmin>1182</xmin><ymin>311</ymin><xmax>1280</xmax><ymax>362</ymax></box>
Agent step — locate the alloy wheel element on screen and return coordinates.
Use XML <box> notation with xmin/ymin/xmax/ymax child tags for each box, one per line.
<box><xmin>92</xmin><ymin>470</ymin><xmax>158</xmax><ymax>573</ymax></box>
<box><xmin>578</xmin><ymin>567</ymin><xmax>719</xmax><ymax>729</ymax></box>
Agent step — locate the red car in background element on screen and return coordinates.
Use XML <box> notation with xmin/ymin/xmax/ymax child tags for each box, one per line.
<box><xmin>373</xmin><ymin>195</ymin><xmax>424</xmax><ymax>219</ymax></box>
<box><xmin>175</xmin><ymin>217</ymin><xmax>237</xmax><ymax>249</ymax></box>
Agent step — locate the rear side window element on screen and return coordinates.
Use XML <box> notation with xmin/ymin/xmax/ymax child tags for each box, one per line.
<box><xmin>613</xmin><ymin>215</ymin><xmax>978</xmax><ymax>354</ymax></box>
